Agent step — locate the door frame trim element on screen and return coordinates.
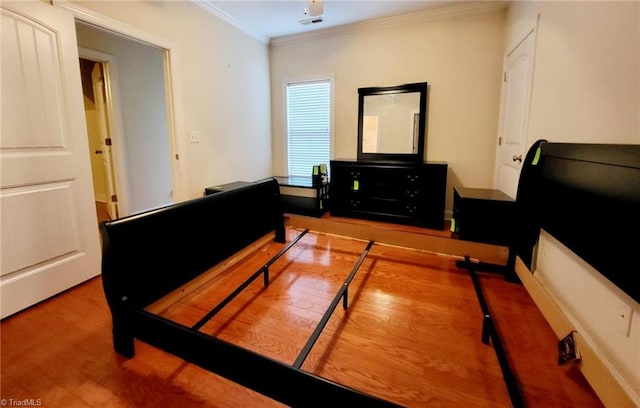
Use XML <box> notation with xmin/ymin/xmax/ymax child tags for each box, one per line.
<box><xmin>54</xmin><ymin>0</ymin><xmax>188</xmax><ymax>207</ymax></box>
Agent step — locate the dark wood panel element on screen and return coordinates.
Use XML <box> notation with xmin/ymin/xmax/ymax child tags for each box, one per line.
<box><xmin>330</xmin><ymin>160</ymin><xmax>447</xmax><ymax>229</ymax></box>
<box><xmin>514</xmin><ymin>142</ymin><xmax>640</xmax><ymax>302</ymax></box>
<box><xmin>452</xmin><ymin>187</ymin><xmax>515</xmax><ymax>246</ymax></box>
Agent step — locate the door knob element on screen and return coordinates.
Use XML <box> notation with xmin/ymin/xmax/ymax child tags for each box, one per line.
<box><xmin>512</xmin><ymin>154</ymin><xmax>522</xmax><ymax>162</ymax></box>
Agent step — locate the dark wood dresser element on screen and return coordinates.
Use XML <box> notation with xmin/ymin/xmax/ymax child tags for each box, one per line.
<box><xmin>329</xmin><ymin>159</ymin><xmax>447</xmax><ymax>230</ymax></box>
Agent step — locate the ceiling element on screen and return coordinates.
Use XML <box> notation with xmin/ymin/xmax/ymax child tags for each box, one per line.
<box><xmin>197</xmin><ymin>1</ymin><xmax>483</xmax><ymax>42</ymax></box>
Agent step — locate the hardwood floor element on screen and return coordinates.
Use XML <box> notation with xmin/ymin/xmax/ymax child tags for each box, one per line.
<box><xmin>0</xmin><ymin>222</ymin><xmax>604</xmax><ymax>407</ymax></box>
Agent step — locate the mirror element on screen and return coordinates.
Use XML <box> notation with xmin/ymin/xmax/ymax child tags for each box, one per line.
<box><xmin>357</xmin><ymin>82</ymin><xmax>428</xmax><ymax>163</ymax></box>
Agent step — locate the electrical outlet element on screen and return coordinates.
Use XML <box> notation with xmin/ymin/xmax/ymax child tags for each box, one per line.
<box><xmin>189</xmin><ymin>130</ymin><xmax>200</xmax><ymax>143</ymax></box>
<box><xmin>616</xmin><ymin>304</ymin><xmax>633</xmax><ymax>337</ymax></box>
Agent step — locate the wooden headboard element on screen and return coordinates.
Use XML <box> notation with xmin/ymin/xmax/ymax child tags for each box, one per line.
<box><xmin>513</xmin><ymin>141</ymin><xmax>640</xmax><ymax>303</ymax></box>
<box><xmin>100</xmin><ymin>178</ymin><xmax>285</xmax><ymax>311</ymax></box>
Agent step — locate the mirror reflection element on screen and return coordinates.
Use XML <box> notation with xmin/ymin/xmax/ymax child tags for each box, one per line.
<box><xmin>357</xmin><ymin>82</ymin><xmax>427</xmax><ymax>163</ymax></box>
<box><xmin>362</xmin><ymin>92</ymin><xmax>421</xmax><ymax>154</ymax></box>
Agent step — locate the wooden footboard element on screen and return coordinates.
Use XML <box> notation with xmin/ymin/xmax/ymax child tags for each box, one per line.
<box><xmin>99</xmin><ymin>177</ymin><xmax>285</xmax><ymax>356</ymax></box>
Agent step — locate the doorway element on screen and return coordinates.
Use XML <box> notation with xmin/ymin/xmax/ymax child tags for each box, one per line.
<box><xmin>79</xmin><ymin>57</ymin><xmax>118</xmax><ymax>222</ymax></box>
<box><xmin>75</xmin><ymin>20</ymin><xmax>176</xmax><ymax>216</ymax></box>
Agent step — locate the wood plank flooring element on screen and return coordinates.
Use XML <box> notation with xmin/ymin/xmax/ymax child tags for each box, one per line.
<box><xmin>1</xmin><ymin>223</ymin><xmax>604</xmax><ymax>407</ymax></box>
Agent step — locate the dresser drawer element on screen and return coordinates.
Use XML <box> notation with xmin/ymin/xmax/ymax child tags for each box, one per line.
<box><xmin>329</xmin><ymin>160</ymin><xmax>447</xmax><ymax>229</ymax></box>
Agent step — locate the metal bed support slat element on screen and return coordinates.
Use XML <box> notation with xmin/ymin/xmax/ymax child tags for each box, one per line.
<box><xmin>192</xmin><ymin>229</ymin><xmax>309</xmax><ymax>331</ymax></box>
<box><xmin>293</xmin><ymin>240</ymin><xmax>374</xmax><ymax>369</ymax></box>
<box><xmin>464</xmin><ymin>256</ymin><xmax>524</xmax><ymax>408</ymax></box>
<box><xmin>262</xmin><ymin>228</ymin><xmax>310</xmax><ymax>287</ymax></box>
<box><xmin>132</xmin><ymin>309</ymin><xmax>402</xmax><ymax>407</ymax></box>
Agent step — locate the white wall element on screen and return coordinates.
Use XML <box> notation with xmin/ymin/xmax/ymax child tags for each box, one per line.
<box><xmin>505</xmin><ymin>1</ymin><xmax>640</xmax><ymax>404</ymax></box>
<box><xmin>509</xmin><ymin>1</ymin><xmax>639</xmax><ymax>147</ymax></box>
<box><xmin>71</xmin><ymin>1</ymin><xmax>272</xmax><ymax>199</ymax></box>
<box><xmin>270</xmin><ymin>5</ymin><xmax>507</xmax><ymax>215</ymax></box>
<box><xmin>76</xmin><ymin>23</ymin><xmax>173</xmax><ymax>214</ymax></box>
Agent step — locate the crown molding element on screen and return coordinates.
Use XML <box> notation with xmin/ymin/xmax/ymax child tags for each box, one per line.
<box><xmin>271</xmin><ymin>1</ymin><xmax>509</xmax><ymax>47</ymax></box>
<box><xmin>193</xmin><ymin>0</ymin><xmax>269</xmax><ymax>44</ymax></box>
<box><xmin>53</xmin><ymin>0</ymin><xmax>177</xmax><ymax>49</ymax></box>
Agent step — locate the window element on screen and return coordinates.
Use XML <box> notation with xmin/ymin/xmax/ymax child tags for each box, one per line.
<box><xmin>286</xmin><ymin>79</ymin><xmax>331</xmax><ymax>177</ymax></box>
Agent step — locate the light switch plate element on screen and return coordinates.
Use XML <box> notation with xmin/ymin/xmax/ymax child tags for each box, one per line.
<box><xmin>189</xmin><ymin>130</ymin><xmax>200</xmax><ymax>143</ymax></box>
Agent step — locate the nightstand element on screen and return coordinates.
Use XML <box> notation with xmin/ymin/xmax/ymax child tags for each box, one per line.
<box><xmin>452</xmin><ymin>187</ymin><xmax>515</xmax><ymax>246</ymax></box>
<box><xmin>274</xmin><ymin>176</ymin><xmax>329</xmax><ymax>218</ymax></box>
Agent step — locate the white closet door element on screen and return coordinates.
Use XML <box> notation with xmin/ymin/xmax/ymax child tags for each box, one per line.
<box><xmin>496</xmin><ymin>28</ymin><xmax>537</xmax><ymax>199</ymax></box>
<box><xmin>1</xmin><ymin>1</ymin><xmax>101</xmax><ymax>318</ymax></box>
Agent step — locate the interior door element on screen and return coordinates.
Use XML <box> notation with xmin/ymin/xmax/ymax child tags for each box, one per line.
<box><xmin>1</xmin><ymin>2</ymin><xmax>101</xmax><ymax>319</ymax></box>
<box><xmin>495</xmin><ymin>28</ymin><xmax>537</xmax><ymax>199</ymax></box>
<box><xmin>91</xmin><ymin>63</ymin><xmax>118</xmax><ymax>219</ymax></box>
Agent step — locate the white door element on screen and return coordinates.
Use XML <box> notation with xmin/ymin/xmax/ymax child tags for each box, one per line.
<box><xmin>495</xmin><ymin>28</ymin><xmax>537</xmax><ymax>199</ymax></box>
<box><xmin>91</xmin><ymin>63</ymin><xmax>118</xmax><ymax>219</ymax></box>
<box><xmin>1</xmin><ymin>2</ymin><xmax>101</xmax><ymax>319</ymax></box>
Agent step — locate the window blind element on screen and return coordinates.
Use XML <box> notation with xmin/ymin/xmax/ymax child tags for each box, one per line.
<box><xmin>286</xmin><ymin>80</ymin><xmax>330</xmax><ymax>177</ymax></box>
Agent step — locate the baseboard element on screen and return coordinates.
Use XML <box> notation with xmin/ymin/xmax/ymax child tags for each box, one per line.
<box><xmin>514</xmin><ymin>256</ymin><xmax>637</xmax><ymax>408</ymax></box>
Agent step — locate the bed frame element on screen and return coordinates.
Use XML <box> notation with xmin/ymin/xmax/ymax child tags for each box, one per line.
<box><xmin>100</xmin><ymin>177</ymin><xmax>524</xmax><ymax>407</ymax></box>
<box><xmin>101</xmin><ymin>178</ymin><xmax>401</xmax><ymax>407</ymax></box>
<box><xmin>100</xmin><ymin>141</ymin><xmax>638</xmax><ymax>407</ymax></box>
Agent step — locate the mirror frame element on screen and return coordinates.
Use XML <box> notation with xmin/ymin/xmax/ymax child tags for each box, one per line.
<box><xmin>357</xmin><ymin>81</ymin><xmax>428</xmax><ymax>163</ymax></box>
